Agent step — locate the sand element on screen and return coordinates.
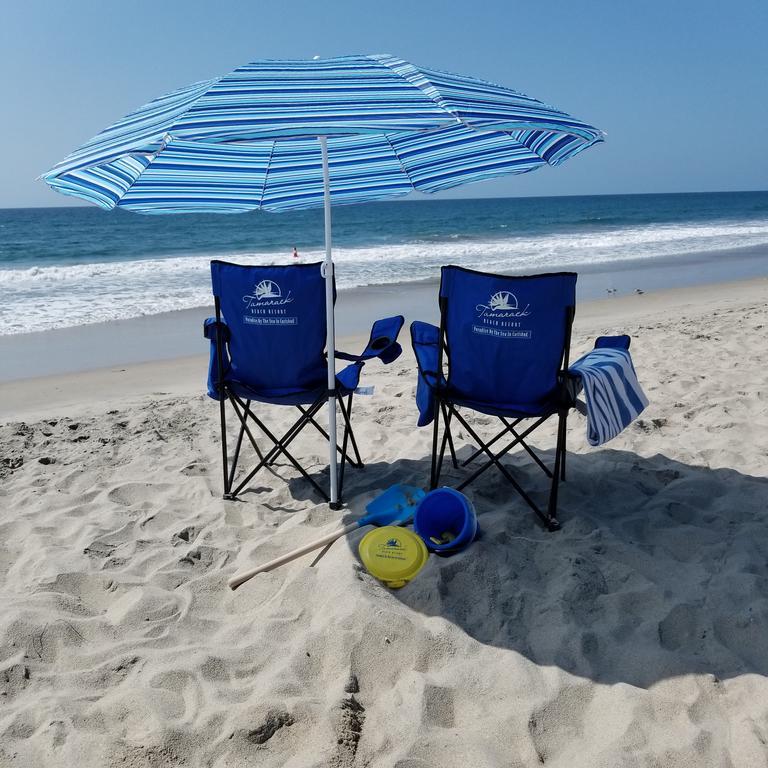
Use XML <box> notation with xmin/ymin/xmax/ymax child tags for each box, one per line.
<box><xmin>1</xmin><ymin>277</ymin><xmax>768</xmax><ymax>767</ymax></box>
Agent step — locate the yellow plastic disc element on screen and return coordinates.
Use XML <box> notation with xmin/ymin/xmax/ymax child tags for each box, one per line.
<box><xmin>358</xmin><ymin>526</ymin><xmax>429</xmax><ymax>589</ymax></box>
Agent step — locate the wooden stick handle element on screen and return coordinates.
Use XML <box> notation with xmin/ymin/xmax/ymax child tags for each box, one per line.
<box><xmin>228</xmin><ymin>522</ymin><xmax>360</xmax><ymax>590</ymax></box>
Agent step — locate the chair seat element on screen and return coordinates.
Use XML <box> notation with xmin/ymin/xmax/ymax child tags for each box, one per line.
<box><xmin>227</xmin><ymin>379</ymin><xmax>326</xmax><ymax>406</ymax></box>
<box><xmin>225</xmin><ymin>360</ymin><xmax>363</xmax><ymax>406</ymax></box>
<box><xmin>442</xmin><ymin>389</ymin><xmax>560</xmax><ymax>419</ymax></box>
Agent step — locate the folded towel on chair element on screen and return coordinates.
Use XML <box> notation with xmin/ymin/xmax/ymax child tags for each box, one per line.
<box><xmin>568</xmin><ymin>341</ymin><xmax>649</xmax><ymax>446</ymax></box>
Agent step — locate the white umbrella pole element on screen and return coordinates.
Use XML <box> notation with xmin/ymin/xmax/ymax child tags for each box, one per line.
<box><xmin>319</xmin><ymin>137</ymin><xmax>340</xmax><ymax>509</ymax></box>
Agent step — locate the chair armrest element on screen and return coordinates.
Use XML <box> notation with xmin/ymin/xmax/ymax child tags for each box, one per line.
<box><xmin>203</xmin><ymin>318</ymin><xmax>231</xmax><ymax>400</ymax></box>
<box><xmin>563</xmin><ymin>335</ymin><xmax>632</xmax><ymax>402</ymax></box>
<box><xmin>335</xmin><ymin>315</ymin><xmax>404</xmax><ymax>364</ymax></box>
<box><xmin>410</xmin><ymin>321</ymin><xmax>443</xmax><ymax>427</ymax></box>
<box><xmin>566</xmin><ymin>333</ymin><xmax>634</xmax><ymax>408</ymax></box>
<box><xmin>410</xmin><ymin>321</ymin><xmax>442</xmax><ymax>389</ymax></box>
<box><xmin>595</xmin><ymin>334</ymin><xmax>630</xmax><ymax>350</ymax></box>
<box><xmin>203</xmin><ymin>317</ymin><xmax>230</xmax><ymax>342</ymax></box>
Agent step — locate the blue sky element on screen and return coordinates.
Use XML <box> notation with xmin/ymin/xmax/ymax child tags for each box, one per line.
<box><xmin>2</xmin><ymin>0</ymin><xmax>766</xmax><ymax>208</ymax></box>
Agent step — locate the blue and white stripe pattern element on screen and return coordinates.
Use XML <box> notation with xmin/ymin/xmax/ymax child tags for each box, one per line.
<box><xmin>568</xmin><ymin>348</ymin><xmax>649</xmax><ymax>446</ymax></box>
<box><xmin>42</xmin><ymin>54</ymin><xmax>604</xmax><ymax>213</ymax></box>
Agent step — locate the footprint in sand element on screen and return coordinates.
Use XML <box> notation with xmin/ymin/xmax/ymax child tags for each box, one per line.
<box><xmin>83</xmin><ymin>540</ymin><xmax>116</xmax><ymax>559</ymax></box>
<box><xmin>245</xmin><ymin>708</ymin><xmax>295</xmax><ymax>745</ymax></box>
<box><xmin>658</xmin><ymin>602</ymin><xmax>705</xmax><ymax>652</ymax></box>
<box><xmin>528</xmin><ymin>684</ymin><xmax>594</xmax><ymax>763</ymax></box>
<box><xmin>83</xmin><ymin>521</ymin><xmax>136</xmax><ymax>564</ymax></box>
<box><xmin>172</xmin><ymin>526</ymin><xmax>199</xmax><ymax>546</ymax></box>
<box><xmin>178</xmin><ymin>545</ymin><xmax>222</xmax><ymax>570</ymax></box>
<box><xmin>421</xmin><ymin>684</ymin><xmax>455</xmax><ymax>728</ymax></box>
<box><xmin>74</xmin><ymin>655</ymin><xmax>141</xmax><ymax>691</ymax></box>
<box><xmin>334</xmin><ymin>695</ymin><xmax>365</xmax><ymax>765</ymax></box>
<box><xmin>180</xmin><ymin>462</ymin><xmax>208</xmax><ymax>477</ymax></box>
<box><xmin>105</xmin><ymin>586</ymin><xmax>181</xmax><ymax>626</ymax></box>
<box><xmin>107</xmin><ymin>482</ymin><xmax>172</xmax><ymax>507</ymax></box>
<box><xmin>224</xmin><ymin>704</ymin><xmax>296</xmax><ymax>761</ymax></box>
<box><xmin>1</xmin><ymin>664</ymin><xmax>30</xmax><ymax>699</ymax></box>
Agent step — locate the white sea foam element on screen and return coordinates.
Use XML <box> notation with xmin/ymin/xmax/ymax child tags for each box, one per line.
<box><xmin>2</xmin><ymin>218</ymin><xmax>768</xmax><ymax>335</ymax></box>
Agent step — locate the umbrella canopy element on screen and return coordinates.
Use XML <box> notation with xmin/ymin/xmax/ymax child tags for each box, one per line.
<box><xmin>43</xmin><ymin>54</ymin><xmax>603</xmax><ymax>213</ymax></box>
<box><xmin>42</xmin><ymin>54</ymin><xmax>604</xmax><ymax>506</ymax></box>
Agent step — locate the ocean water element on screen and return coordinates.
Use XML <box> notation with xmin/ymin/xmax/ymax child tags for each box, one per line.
<box><xmin>1</xmin><ymin>191</ymin><xmax>767</xmax><ymax>335</ymax></box>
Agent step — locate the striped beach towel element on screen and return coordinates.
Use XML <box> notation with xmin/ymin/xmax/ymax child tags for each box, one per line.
<box><xmin>568</xmin><ymin>347</ymin><xmax>649</xmax><ymax>446</ymax></box>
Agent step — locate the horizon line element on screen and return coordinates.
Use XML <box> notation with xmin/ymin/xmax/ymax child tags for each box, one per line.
<box><xmin>2</xmin><ymin>187</ymin><xmax>767</xmax><ymax>213</ymax></box>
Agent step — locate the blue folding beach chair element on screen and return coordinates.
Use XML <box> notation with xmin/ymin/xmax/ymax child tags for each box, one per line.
<box><xmin>205</xmin><ymin>260</ymin><xmax>403</xmax><ymax>504</ymax></box>
<box><xmin>411</xmin><ymin>266</ymin><xmax>577</xmax><ymax>531</ymax></box>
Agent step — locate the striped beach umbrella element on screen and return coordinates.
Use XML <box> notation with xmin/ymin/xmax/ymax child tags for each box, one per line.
<box><xmin>42</xmin><ymin>54</ymin><xmax>604</xmax><ymax>507</ymax></box>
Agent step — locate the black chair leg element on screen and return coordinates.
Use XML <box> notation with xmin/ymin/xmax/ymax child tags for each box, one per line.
<box><xmin>429</xmin><ymin>398</ymin><xmax>442</xmax><ymax>490</ymax></box>
<box><xmin>344</xmin><ymin>394</ymin><xmax>364</xmax><ymax>468</ymax></box>
<box><xmin>560</xmin><ymin>412</ymin><xmax>568</xmax><ymax>482</ymax></box>
<box><xmin>227</xmin><ymin>400</ymin><xmax>264</xmax><ymax>492</ymax></box>
<box><xmin>546</xmin><ymin>411</ymin><xmax>568</xmax><ymax>531</ymax></box>
<box><xmin>445</xmin><ymin>406</ymin><xmax>459</xmax><ymax>469</ymax></box>
<box><xmin>461</xmin><ymin>417</ymin><xmax>524</xmax><ymax>467</ymax></box>
<box><xmin>292</xmin><ymin>401</ymin><xmax>362</xmax><ymax>469</ymax></box>
<box><xmin>227</xmin><ymin>417</ymin><xmax>247</xmax><ymax>493</ymax></box>
<box><xmin>265</xmin><ymin>401</ymin><xmax>323</xmax><ymax>467</ymax></box>
<box><xmin>219</xmin><ymin>391</ymin><xmax>232</xmax><ymax>499</ymax></box>
<box><xmin>437</xmin><ymin>403</ymin><xmax>453</xmax><ymax>479</ymax></box>
<box><xmin>229</xmin><ymin>395</ymin><xmax>330</xmax><ymax>502</ymax></box>
<box><xmin>337</xmin><ymin>394</ymin><xmax>357</xmax><ymax>503</ymax></box>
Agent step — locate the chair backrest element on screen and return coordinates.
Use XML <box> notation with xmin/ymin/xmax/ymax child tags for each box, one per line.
<box><xmin>439</xmin><ymin>266</ymin><xmax>577</xmax><ymax>405</ymax></box>
<box><xmin>211</xmin><ymin>260</ymin><xmax>332</xmax><ymax>393</ymax></box>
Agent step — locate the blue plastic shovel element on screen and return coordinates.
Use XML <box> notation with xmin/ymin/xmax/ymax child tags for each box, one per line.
<box><xmin>228</xmin><ymin>484</ymin><xmax>425</xmax><ymax>590</ymax></box>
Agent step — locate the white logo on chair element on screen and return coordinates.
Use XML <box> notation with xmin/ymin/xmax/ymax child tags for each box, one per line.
<box><xmin>489</xmin><ymin>291</ymin><xmax>518</xmax><ymax>311</ymax></box>
<box><xmin>476</xmin><ymin>290</ymin><xmax>531</xmax><ymax>318</ymax></box>
<box><xmin>255</xmin><ymin>279</ymin><xmax>281</xmax><ymax>300</ymax></box>
<box><xmin>243</xmin><ymin>280</ymin><xmax>294</xmax><ymax>310</ymax></box>
<box><xmin>242</xmin><ymin>279</ymin><xmax>296</xmax><ymax>325</ymax></box>
<box><xmin>473</xmin><ymin>288</ymin><xmax>532</xmax><ymax>339</ymax></box>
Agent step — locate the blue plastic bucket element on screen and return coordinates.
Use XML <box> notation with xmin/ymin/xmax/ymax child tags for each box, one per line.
<box><xmin>413</xmin><ymin>488</ymin><xmax>477</xmax><ymax>555</ymax></box>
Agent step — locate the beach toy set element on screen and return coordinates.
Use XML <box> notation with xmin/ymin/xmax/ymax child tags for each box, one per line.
<box><xmin>228</xmin><ymin>484</ymin><xmax>478</xmax><ymax>591</ymax></box>
<box><xmin>358</xmin><ymin>486</ymin><xmax>479</xmax><ymax>589</ymax></box>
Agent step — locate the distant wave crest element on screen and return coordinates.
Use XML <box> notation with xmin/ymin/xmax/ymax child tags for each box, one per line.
<box><xmin>2</xmin><ymin>217</ymin><xmax>768</xmax><ymax>335</ymax></box>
